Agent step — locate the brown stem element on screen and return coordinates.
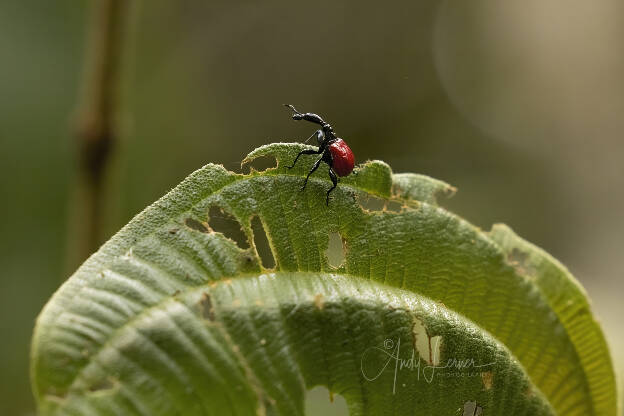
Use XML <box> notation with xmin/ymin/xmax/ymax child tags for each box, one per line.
<box><xmin>67</xmin><ymin>0</ymin><xmax>129</xmax><ymax>271</ymax></box>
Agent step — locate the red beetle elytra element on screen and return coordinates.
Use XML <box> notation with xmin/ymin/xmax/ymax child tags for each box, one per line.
<box><xmin>284</xmin><ymin>104</ymin><xmax>355</xmax><ymax>205</ymax></box>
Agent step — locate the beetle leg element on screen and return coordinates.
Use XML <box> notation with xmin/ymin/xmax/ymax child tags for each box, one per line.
<box><xmin>326</xmin><ymin>167</ymin><xmax>338</xmax><ymax>206</ymax></box>
<box><xmin>286</xmin><ymin>148</ymin><xmax>322</xmax><ymax>169</ymax></box>
<box><xmin>302</xmin><ymin>156</ymin><xmax>323</xmax><ymax>191</ymax></box>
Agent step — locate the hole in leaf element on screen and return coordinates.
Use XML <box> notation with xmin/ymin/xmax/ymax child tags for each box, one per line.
<box><xmin>481</xmin><ymin>371</ymin><xmax>493</xmax><ymax>390</ymax></box>
<box><xmin>507</xmin><ymin>248</ymin><xmax>537</xmax><ymax>277</ymax></box>
<box><xmin>185</xmin><ymin>217</ymin><xmax>208</xmax><ymax>233</ymax></box>
<box><xmin>200</xmin><ymin>292</ymin><xmax>215</xmax><ymax>321</ymax></box>
<box><xmin>207</xmin><ymin>206</ymin><xmax>250</xmax><ymax>249</ymax></box>
<box><xmin>251</xmin><ymin>216</ymin><xmax>275</xmax><ymax>269</ymax></box>
<box><xmin>385</xmin><ymin>200</ymin><xmax>403</xmax><ymax>212</ymax></box>
<box><xmin>314</xmin><ymin>293</ymin><xmax>324</xmax><ymax>310</ymax></box>
<box><xmin>242</xmin><ymin>155</ymin><xmax>277</xmax><ymax>174</ymax></box>
<box><xmin>462</xmin><ymin>401</ymin><xmax>483</xmax><ymax>416</ymax></box>
<box><xmin>358</xmin><ymin>193</ymin><xmax>403</xmax><ymax>213</ymax></box>
<box><xmin>412</xmin><ymin>318</ymin><xmax>442</xmax><ymax>366</ymax></box>
<box><xmin>358</xmin><ymin>194</ymin><xmax>386</xmax><ymax>211</ymax></box>
<box><xmin>305</xmin><ymin>386</ymin><xmax>348</xmax><ymax>416</ymax></box>
<box><xmin>88</xmin><ymin>377</ymin><xmax>117</xmax><ymax>393</ymax></box>
<box><xmin>325</xmin><ymin>232</ymin><xmax>345</xmax><ymax>268</ymax></box>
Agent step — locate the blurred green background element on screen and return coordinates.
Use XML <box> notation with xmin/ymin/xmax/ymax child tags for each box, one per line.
<box><xmin>1</xmin><ymin>1</ymin><xmax>622</xmax><ymax>414</ymax></box>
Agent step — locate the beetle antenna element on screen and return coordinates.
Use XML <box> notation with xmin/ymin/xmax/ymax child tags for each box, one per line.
<box><xmin>284</xmin><ymin>104</ymin><xmax>302</xmax><ymax>115</ymax></box>
<box><xmin>303</xmin><ymin>131</ymin><xmax>316</xmax><ymax>143</ymax></box>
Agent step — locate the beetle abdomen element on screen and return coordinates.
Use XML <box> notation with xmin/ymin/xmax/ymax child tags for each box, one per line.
<box><xmin>328</xmin><ymin>138</ymin><xmax>355</xmax><ymax>177</ymax></box>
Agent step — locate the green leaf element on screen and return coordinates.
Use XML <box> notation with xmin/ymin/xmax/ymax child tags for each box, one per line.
<box><xmin>31</xmin><ymin>143</ymin><xmax>618</xmax><ymax>415</ymax></box>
